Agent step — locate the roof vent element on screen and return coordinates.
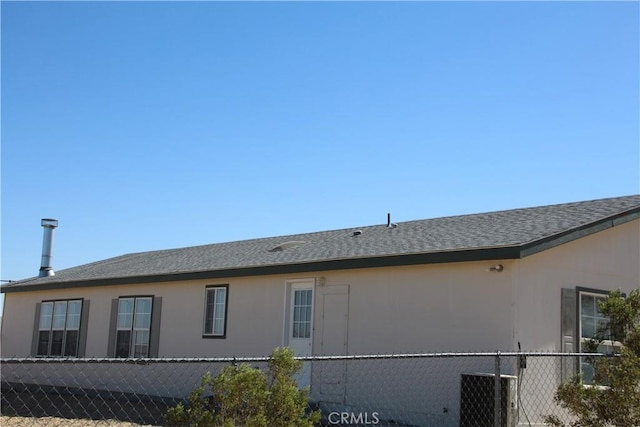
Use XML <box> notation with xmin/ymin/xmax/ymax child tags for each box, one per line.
<box><xmin>387</xmin><ymin>213</ymin><xmax>398</xmax><ymax>228</ymax></box>
<box><xmin>269</xmin><ymin>241</ymin><xmax>306</xmax><ymax>252</ymax></box>
<box><xmin>352</xmin><ymin>230</ymin><xmax>362</xmax><ymax>237</ymax></box>
<box><xmin>39</xmin><ymin>218</ymin><xmax>58</xmax><ymax>277</ymax></box>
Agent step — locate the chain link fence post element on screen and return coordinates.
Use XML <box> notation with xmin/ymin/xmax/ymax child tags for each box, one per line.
<box><xmin>494</xmin><ymin>351</ymin><xmax>501</xmax><ymax>427</ymax></box>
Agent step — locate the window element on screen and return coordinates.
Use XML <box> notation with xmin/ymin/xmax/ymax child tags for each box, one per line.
<box><xmin>292</xmin><ymin>289</ymin><xmax>312</xmax><ymax>339</ymax></box>
<box><xmin>579</xmin><ymin>290</ymin><xmax>620</xmax><ymax>384</ymax></box>
<box><xmin>36</xmin><ymin>299</ymin><xmax>83</xmax><ymax>357</ymax></box>
<box><xmin>115</xmin><ymin>297</ymin><xmax>153</xmax><ymax>357</ymax></box>
<box><xmin>108</xmin><ymin>296</ymin><xmax>161</xmax><ymax>358</ymax></box>
<box><xmin>203</xmin><ymin>286</ymin><xmax>228</xmax><ymax>338</ymax></box>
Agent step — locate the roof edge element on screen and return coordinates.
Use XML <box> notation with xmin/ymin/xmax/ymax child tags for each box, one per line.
<box><xmin>519</xmin><ymin>208</ymin><xmax>640</xmax><ymax>258</ymax></box>
<box><xmin>1</xmin><ymin>246</ymin><xmax>521</xmax><ymax>293</ymax></box>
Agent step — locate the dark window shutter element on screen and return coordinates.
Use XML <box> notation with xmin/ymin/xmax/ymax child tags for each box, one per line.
<box><xmin>31</xmin><ymin>303</ymin><xmax>42</xmax><ymax>357</ymax></box>
<box><xmin>77</xmin><ymin>300</ymin><xmax>90</xmax><ymax>357</ymax></box>
<box><xmin>149</xmin><ymin>297</ymin><xmax>162</xmax><ymax>357</ymax></box>
<box><xmin>107</xmin><ymin>299</ymin><xmax>118</xmax><ymax>357</ymax></box>
<box><xmin>561</xmin><ymin>288</ymin><xmax>578</xmax><ymax>381</ymax></box>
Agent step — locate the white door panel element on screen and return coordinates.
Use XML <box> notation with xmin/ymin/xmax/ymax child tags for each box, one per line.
<box><xmin>285</xmin><ymin>280</ymin><xmax>315</xmax><ymax>389</ymax></box>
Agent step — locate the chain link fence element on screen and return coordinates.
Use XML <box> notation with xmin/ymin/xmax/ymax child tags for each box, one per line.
<box><xmin>1</xmin><ymin>352</ymin><xmax>612</xmax><ymax>426</ymax></box>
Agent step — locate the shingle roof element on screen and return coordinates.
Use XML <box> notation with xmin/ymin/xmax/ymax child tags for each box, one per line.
<box><xmin>3</xmin><ymin>195</ymin><xmax>639</xmax><ymax>292</ymax></box>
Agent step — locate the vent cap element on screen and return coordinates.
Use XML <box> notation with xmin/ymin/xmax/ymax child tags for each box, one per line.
<box><xmin>269</xmin><ymin>241</ymin><xmax>306</xmax><ymax>252</ymax></box>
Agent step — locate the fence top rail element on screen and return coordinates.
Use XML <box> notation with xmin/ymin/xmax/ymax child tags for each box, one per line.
<box><xmin>0</xmin><ymin>351</ymin><xmax>617</xmax><ymax>364</ymax></box>
<box><xmin>297</xmin><ymin>351</ymin><xmax>618</xmax><ymax>361</ymax></box>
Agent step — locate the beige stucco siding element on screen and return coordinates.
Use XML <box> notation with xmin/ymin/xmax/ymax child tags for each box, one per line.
<box><xmin>1</xmin><ymin>259</ymin><xmax>516</xmax><ymax>358</ymax></box>
<box><xmin>156</xmin><ymin>277</ymin><xmax>285</xmax><ymax>357</ymax></box>
<box><xmin>1</xmin><ymin>278</ymin><xmax>287</xmax><ymax>358</ymax></box>
<box><xmin>316</xmin><ymin>261</ymin><xmax>514</xmax><ymax>354</ymax></box>
<box><xmin>514</xmin><ymin>219</ymin><xmax>640</xmax><ymax>351</ymax></box>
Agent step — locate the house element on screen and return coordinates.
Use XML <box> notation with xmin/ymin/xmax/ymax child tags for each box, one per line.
<box><xmin>1</xmin><ymin>195</ymin><xmax>639</xmax><ymax>426</ymax></box>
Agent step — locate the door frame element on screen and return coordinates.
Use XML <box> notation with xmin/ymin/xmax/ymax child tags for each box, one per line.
<box><xmin>283</xmin><ymin>278</ymin><xmax>316</xmax><ymax>355</ymax></box>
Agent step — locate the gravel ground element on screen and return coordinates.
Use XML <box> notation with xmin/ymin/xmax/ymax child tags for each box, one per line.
<box><xmin>0</xmin><ymin>416</ymin><xmax>156</xmax><ymax>426</ymax></box>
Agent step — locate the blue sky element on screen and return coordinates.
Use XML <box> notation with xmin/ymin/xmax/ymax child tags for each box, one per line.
<box><xmin>1</xmin><ymin>2</ymin><xmax>638</xmax><ymax>310</ymax></box>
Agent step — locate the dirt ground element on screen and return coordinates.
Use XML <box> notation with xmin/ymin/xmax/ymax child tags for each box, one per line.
<box><xmin>1</xmin><ymin>387</ymin><xmax>172</xmax><ymax>426</ymax></box>
<box><xmin>0</xmin><ymin>417</ymin><xmax>155</xmax><ymax>426</ymax></box>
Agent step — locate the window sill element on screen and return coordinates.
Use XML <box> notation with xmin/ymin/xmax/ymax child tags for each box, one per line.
<box><xmin>202</xmin><ymin>334</ymin><xmax>226</xmax><ymax>339</ymax></box>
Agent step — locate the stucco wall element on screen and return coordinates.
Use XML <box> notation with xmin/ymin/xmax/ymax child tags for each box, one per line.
<box><xmin>1</xmin><ymin>260</ymin><xmax>516</xmax><ymax>427</ymax></box>
<box><xmin>1</xmin><ymin>277</ymin><xmax>287</xmax><ymax>358</ymax></box>
<box><xmin>514</xmin><ymin>218</ymin><xmax>640</xmax><ymax>352</ymax></box>
<box><xmin>508</xmin><ymin>219</ymin><xmax>639</xmax><ymax>425</ymax></box>
<box><xmin>1</xmin><ymin>259</ymin><xmax>515</xmax><ymax>358</ymax></box>
<box><xmin>315</xmin><ymin>261</ymin><xmax>514</xmax><ymax>355</ymax></box>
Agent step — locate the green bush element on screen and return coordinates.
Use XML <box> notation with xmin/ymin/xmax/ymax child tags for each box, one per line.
<box><xmin>165</xmin><ymin>371</ymin><xmax>216</xmax><ymax>427</ymax></box>
<box><xmin>165</xmin><ymin>347</ymin><xmax>320</xmax><ymax>427</ymax></box>
<box><xmin>546</xmin><ymin>289</ymin><xmax>640</xmax><ymax>427</ymax></box>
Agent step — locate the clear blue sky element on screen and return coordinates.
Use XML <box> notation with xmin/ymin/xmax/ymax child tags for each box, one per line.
<box><xmin>1</xmin><ymin>2</ymin><xmax>638</xmax><ymax>309</ymax></box>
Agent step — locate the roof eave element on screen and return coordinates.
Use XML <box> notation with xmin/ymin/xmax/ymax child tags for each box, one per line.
<box><xmin>519</xmin><ymin>208</ymin><xmax>640</xmax><ymax>258</ymax></box>
<box><xmin>0</xmin><ymin>245</ymin><xmax>522</xmax><ymax>293</ymax></box>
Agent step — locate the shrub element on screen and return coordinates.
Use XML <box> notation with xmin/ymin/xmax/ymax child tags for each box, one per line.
<box><xmin>165</xmin><ymin>371</ymin><xmax>216</xmax><ymax>427</ymax></box>
<box><xmin>545</xmin><ymin>289</ymin><xmax>640</xmax><ymax>427</ymax></box>
<box><xmin>165</xmin><ymin>347</ymin><xmax>320</xmax><ymax>427</ymax></box>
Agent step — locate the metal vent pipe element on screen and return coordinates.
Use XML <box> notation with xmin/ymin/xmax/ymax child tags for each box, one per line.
<box><xmin>39</xmin><ymin>218</ymin><xmax>58</xmax><ymax>277</ymax></box>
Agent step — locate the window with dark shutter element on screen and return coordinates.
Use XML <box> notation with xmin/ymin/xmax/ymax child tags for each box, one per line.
<box><xmin>109</xmin><ymin>296</ymin><xmax>161</xmax><ymax>357</ymax></box>
<box><xmin>33</xmin><ymin>299</ymin><xmax>86</xmax><ymax>357</ymax></box>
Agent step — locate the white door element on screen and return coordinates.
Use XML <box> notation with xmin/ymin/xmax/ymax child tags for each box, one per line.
<box><xmin>289</xmin><ymin>284</ymin><xmax>314</xmax><ymax>356</ymax></box>
<box><xmin>286</xmin><ymin>281</ymin><xmax>314</xmax><ymax>388</ymax></box>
